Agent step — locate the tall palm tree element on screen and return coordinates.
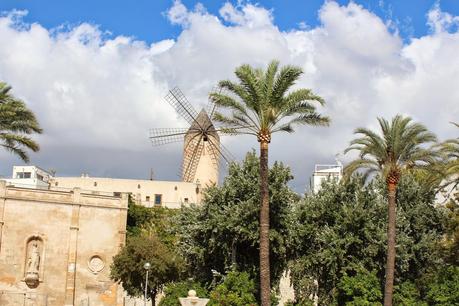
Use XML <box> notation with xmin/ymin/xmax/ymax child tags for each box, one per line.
<box><xmin>210</xmin><ymin>60</ymin><xmax>329</xmax><ymax>305</ymax></box>
<box><xmin>0</xmin><ymin>82</ymin><xmax>42</xmax><ymax>162</ymax></box>
<box><xmin>344</xmin><ymin>115</ymin><xmax>438</xmax><ymax>306</ymax></box>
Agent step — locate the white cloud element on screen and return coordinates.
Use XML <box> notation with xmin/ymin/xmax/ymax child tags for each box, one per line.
<box><xmin>166</xmin><ymin>0</ymin><xmax>190</xmax><ymax>26</ymax></box>
<box><xmin>427</xmin><ymin>2</ymin><xmax>459</xmax><ymax>34</ymax></box>
<box><xmin>219</xmin><ymin>2</ymin><xmax>273</xmax><ymax>28</ymax></box>
<box><xmin>0</xmin><ymin>2</ymin><xmax>458</xmax><ymax>190</ymax></box>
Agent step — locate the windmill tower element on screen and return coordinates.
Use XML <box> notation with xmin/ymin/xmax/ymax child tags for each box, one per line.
<box><xmin>182</xmin><ymin>109</ymin><xmax>220</xmax><ymax>185</ymax></box>
<box><xmin>150</xmin><ymin>87</ymin><xmax>232</xmax><ymax>187</ymax></box>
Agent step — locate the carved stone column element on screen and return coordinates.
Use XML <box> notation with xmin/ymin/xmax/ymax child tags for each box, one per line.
<box><xmin>64</xmin><ymin>188</ymin><xmax>81</xmax><ymax>305</ymax></box>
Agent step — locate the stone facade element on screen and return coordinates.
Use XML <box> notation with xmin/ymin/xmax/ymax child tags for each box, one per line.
<box><xmin>51</xmin><ymin>177</ymin><xmax>203</xmax><ymax>208</ymax></box>
<box><xmin>0</xmin><ymin>181</ymin><xmax>128</xmax><ymax>305</ymax></box>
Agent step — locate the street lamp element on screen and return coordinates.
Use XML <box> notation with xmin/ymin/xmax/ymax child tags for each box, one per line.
<box><xmin>144</xmin><ymin>262</ymin><xmax>151</xmax><ymax>306</ymax></box>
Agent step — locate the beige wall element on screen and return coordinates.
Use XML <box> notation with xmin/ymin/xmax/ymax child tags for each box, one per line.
<box><xmin>51</xmin><ymin>177</ymin><xmax>203</xmax><ymax>208</ymax></box>
<box><xmin>0</xmin><ymin>181</ymin><xmax>128</xmax><ymax>306</ymax></box>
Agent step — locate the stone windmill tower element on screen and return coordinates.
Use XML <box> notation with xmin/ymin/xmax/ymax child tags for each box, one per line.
<box><xmin>150</xmin><ymin>87</ymin><xmax>232</xmax><ymax>187</ymax></box>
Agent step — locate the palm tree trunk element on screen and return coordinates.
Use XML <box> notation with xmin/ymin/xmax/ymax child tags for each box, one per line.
<box><xmin>384</xmin><ymin>182</ymin><xmax>397</xmax><ymax>306</ymax></box>
<box><xmin>259</xmin><ymin>140</ymin><xmax>270</xmax><ymax>306</ymax></box>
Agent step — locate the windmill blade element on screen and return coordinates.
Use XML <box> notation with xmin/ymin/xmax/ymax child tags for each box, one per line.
<box><xmin>206</xmin><ymin>136</ymin><xmax>235</xmax><ymax>165</ymax></box>
<box><xmin>165</xmin><ymin>87</ymin><xmax>200</xmax><ymax>127</ymax></box>
<box><xmin>149</xmin><ymin>128</ymin><xmax>190</xmax><ymax>146</ymax></box>
<box><xmin>181</xmin><ymin>134</ymin><xmax>204</xmax><ymax>182</ymax></box>
<box><xmin>204</xmin><ymin>135</ymin><xmax>221</xmax><ymax>169</ymax></box>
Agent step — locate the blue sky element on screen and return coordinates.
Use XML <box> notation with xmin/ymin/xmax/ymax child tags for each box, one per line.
<box><xmin>1</xmin><ymin>0</ymin><xmax>458</xmax><ymax>43</ymax></box>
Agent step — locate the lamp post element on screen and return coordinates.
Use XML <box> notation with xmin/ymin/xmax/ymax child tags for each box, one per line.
<box><xmin>144</xmin><ymin>262</ymin><xmax>151</xmax><ymax>306</ymax></box>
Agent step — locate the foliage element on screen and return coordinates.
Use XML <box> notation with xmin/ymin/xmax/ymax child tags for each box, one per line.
<box><xmin>438</xmin><ymin>122</ymin><xmax>459</xmax><ymax>183</ymax></box>
<box><xmin>344</xmin><ymin>115</ymin><xmax>438</xmax><ymax>182</ymax></box>
<box><xmin>110</xmin><ymin>234</ymin><xmax>185</xmax><ymax>302</ymax></box>
<box><xmin>159</xmin><ymin>280</ymin><xmax>208</xmax><ymax>306</ymax></box>
<box><xmin>439</xmin><ymin>198</ymin><xmax>459</xmax><ymax>265</ymax></box>
<box><xmin>393</xmin><ymin>281</ymin><xmax>426</xmax><ymax>306</ymax></box>
<box><xmin>425</xmin><ymin>266</ymin><xmax>459</xmax><ymax>305</ymax></box>
<box><xmin>208</xmin><ymin>271</ymin><xmax>257</xmax><ymax>306</ymax></box>
<box><xmin>337</xmin><ymin>269</ymin><xmax>382</xmax><ymax>306</ymax></box>
<box><xmin>288</xmin><ymin>175</ymin><xmax>446</xmax><ymax>305</ymax></box>
<box><xmin>209</xmin><ymin>60</ymin><xmax>329</xmax><ymax>138</ymax></box>
<box><xmin>126</xmin><ymin>198</ymin><xmax>154</xmax><ymax>236</ymax></box>
<box><xmin>0</xmin><ymin>81</ymin><xmax>42</xmax><ymax>162</ymax></box>
<box><xmin>173</xmin><ymin>151</ymin><xmax>298</xmax><ymax>288</ymax></box>
<box><xmin>127</xmin><ymin>198</ymin><xmax>178</xmax><ymax>247</ymax></box>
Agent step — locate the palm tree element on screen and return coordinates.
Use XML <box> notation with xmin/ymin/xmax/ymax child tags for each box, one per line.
<box><xmin>0</xmin><ymin>82</ymin><xmax>42</xmax><ymax>162</ymax></box>
<box><xmin>210</xmin><ymin>60</ymin><xmax>329</xmax><ymax>305</ymax></box>
<box><xmin>440</xmin><ymin>122</ymin><xmax>459</xmax><ymax>178</ymax></box>
<box><xmin>344</xmin><ymin>115</ymin><xmax>438</xmax><ymax>306</ymax></box>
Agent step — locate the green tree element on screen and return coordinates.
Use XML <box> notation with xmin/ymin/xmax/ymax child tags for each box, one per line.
<box><xmin>425</xmin><ymin>266</ymin><xmax>459</xmax><ymax>305</ymax></box>
<box><xmin>337</xmin><ymin>269</ymin><xmax>382</xmax><ymax>306</ymax></box>
<box><xmin>174</xmin><ymin>151</ymin><xmax>298</xmax><ymax>295</ymax></box>
<box><xmin>208</xmin><ymin>271</ymin><xmax>257</xmax><ymax>306</ymax></box>
<box><xmin>159</xmin><ymin>280</ymin><xmax>208</xmax><ymax>306</ymax></box>
<box><xmin>344</xmin><ymin>115</ymin><xmax>438</xmax><ymax>306</ymax></box>
<box><xmin>0</xmin><ymin>82</ymin><xmax>42</xmax><ymax>162</ymax></box>
<box><xmin>126</xmin><ymin>197</ymin><xmax>179</xmax><ymax>247</ymax></box>
<box><xmin>110</xmin><ymin>234</ymin><xmax>185</xmax><ymax>303</ymax></box>
<box><xmin>210</xmin><ymin>60</ymin><xmax>329</xmax><ymax>305</ymax></box>
<box><xmin>289</xmin><ymin>178</ymin><xmax>387</xmax><ymax>304</ymax></box>
<box><xmin>393</xmin><ymin>281</ymin><xmax>426</xmax><ymax>306</ymax></box>
<box><xmin>289</xmin><ymin>175</ymin><xmax>445</xmax><ymax>305</ymax></box>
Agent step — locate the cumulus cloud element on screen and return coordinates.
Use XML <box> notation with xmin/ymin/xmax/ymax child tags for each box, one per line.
<box><xmin>0</xmin><ymin>1</ymin><xmax>458</xmax><ymax>191</ymax></box>
<box><xmin>219</xmin><ymin>2</ymin><xmax>273</xmax><ymax>28</ymax></box>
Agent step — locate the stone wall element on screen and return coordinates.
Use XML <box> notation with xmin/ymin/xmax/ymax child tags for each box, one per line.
<box><xmin>0</xmin><ymin>181</ymin><xmax>128</xmax><ymax>306</ymax></box>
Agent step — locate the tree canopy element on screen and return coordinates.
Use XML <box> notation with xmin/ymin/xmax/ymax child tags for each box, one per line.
<box><xmin>173</xmin><ymin>151</ymin><xmax>298</xmax><ymax>289</ymax></box>
<box><xmin>289</xmin><ymin>175</ymin><xmax>447</xmax><ymax>305</ymax></box>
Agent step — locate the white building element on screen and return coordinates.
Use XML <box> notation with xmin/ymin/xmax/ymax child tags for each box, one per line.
<box><xmin>310</xmin><ymin>163</ymin><xmax>343</xmax><ymax>193</ymax></box>
<box><xmin>2</xmin><ymin>165</ymin><xmax>53</xmax><ymax>189</ymax></box>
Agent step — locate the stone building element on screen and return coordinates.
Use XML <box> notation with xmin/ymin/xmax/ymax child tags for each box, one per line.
<box><xmin>0</xmin><ymin>181</ymin><xmax>128</xmax><ymax>305</ymax></box>
<box><xmin>51</xmin><ymin>176</ymin><xmax>203</xmax><ymax>208</ymax></box>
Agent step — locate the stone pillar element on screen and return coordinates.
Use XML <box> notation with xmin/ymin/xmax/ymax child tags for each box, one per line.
<box><xmin>0</xmin><ymin>181</ymin><xmax>6</xmax><ymax>252</ymax></box>
<box><xmin>64</xmin><ymin>188</ymin><xmax>82</xmax><ymax>305</ymax></box>
<box><xmin>117</xmin><ymin>193</ymin><xmax>128</xmax><ymax>249</ymax></box>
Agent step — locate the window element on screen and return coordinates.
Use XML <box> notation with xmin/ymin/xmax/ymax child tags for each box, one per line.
<box><xmin>16</xmin><ymin>172</ymin><xmax>31</xmax><ymax>179</ymax></box>
<box><xmin>184</xmin><ymin>198</ymin><xmax>189</xmax><ymax>204</ymax></box>
<box><xmin>55</xmin><ymin>182</ymin><xmax>59</xmax><ymax>187</ymax></box>
<box><xmin>174</xmin><ymin>186</ymin><xmax>178</xmax><ymax>191</ymax></box>
<box><xmin>146</xmin><ymin>196</ymin><xmax>150</xmax><ymax>202</ymax></box>
<box><xmin>114</xmin><ymin>192</ymin><xmax>121</xmax><ymax>197</ymax></box>
<box><xmin>94</xmin><ymin>182</ymin><xmax>97</xmax><ymax>187</ymax></box>
<box><xmin>154</xmin><ymin>194</ymin><xmax>162</xmax><ymax>205</ymax></box>
<box><xmin>137</xmin><ymin>184</ymin><xmax>141</xmax><ymax>189</ymax></box>
<box><xmin>37</xmin><ymin>174</ymin><xmax>44</xmax><ymax>181</ymax></box>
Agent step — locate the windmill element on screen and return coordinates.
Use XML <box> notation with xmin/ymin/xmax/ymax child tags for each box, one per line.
<box><xmin>149</xmin><ymin>87</ymin><xmax>234</xmax><ymax>186</ymax></box>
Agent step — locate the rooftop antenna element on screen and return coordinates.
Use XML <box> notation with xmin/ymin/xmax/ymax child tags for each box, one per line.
<box><xmin>149</xmin><ymin>87</ymin><xmax>234</xmax><ymax>184</ymax></box>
